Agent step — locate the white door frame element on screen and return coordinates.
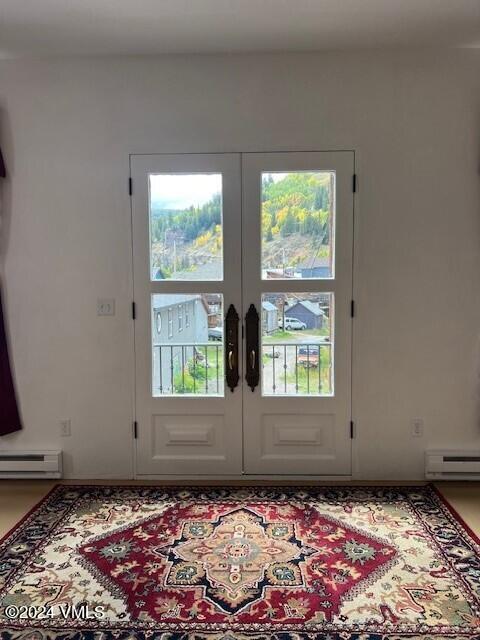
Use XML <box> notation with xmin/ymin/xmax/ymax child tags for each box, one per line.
<box><xmin>130</xmin><ymin>150</ymin><xmax>356</xmax><ymax>480</ymax></box>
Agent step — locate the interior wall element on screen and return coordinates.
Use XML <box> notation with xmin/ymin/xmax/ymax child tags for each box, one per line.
<box><xmin>0</xmin><ymin>50</ymin><xmax>479</xmax><ymax>479</ymax></box>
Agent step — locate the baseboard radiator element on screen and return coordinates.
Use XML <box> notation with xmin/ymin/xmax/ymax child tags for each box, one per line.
<box><xmin>0</xmin><ymin>450</ymin><xmax>62</xmax><ymax>478</ymax></box>
<box><xmin>425</xmin><ymin>450</ymin><xmax>480</xmax><ymax>480</ymax></box>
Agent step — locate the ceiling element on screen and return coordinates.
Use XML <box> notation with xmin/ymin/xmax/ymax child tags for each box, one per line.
<box><xmin>0</xmin><ymin>0</ymin><xmax>479</xmax><ymax>59</ymax></box>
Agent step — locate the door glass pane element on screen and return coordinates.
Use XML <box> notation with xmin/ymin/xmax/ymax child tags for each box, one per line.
<box><xmin>149</xmin><ymin>174</ymin><xmax>223</xmax><ymax>281</ymax></box>
<box><xmin>261</xmin><ymin>292</ymin><xmax>333</xmax><ymax>396</ymax></box>
<box><xmin>261</xmin><ymin>171</ymin><xmax>335</xmax><ymax>280</ymax></box>
<box><xmin>152</xmin><ymin>294</ymin><xmax>224</xmax><ymax>396</ymax></box>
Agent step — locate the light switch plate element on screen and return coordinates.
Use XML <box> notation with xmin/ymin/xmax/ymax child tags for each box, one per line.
<box><xmin>97</xmin><ymin>298</ymin><xmax>115</xmax><ymax>316</ymax></box>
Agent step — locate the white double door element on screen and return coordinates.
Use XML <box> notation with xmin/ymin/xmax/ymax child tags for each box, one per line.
<box><xmin>131</xmin><ymin>151</ymin><xmax>354</xmax><ymax>477</ymax></box>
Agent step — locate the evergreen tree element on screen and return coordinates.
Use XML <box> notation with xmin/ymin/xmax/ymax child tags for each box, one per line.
<box><xmin>281</xmin><ymin>211</ymin><xmax>296</xmax><ymax>237</ymax></box>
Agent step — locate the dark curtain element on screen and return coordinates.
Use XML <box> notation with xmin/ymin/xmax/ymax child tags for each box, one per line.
<box><xmin>0</xmin><ymin>147</ymin><xmax>22</xmax><ymax>435</ymax></box>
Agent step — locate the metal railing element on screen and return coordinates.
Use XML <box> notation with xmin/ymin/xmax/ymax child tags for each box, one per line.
<box><xmin>262</xmin><ymin>342</ymin><xmax>333</xmax><ymax>395</ymax></box>
<box><xmin>153</xmin><ymin>343</ymin><xmax>223</xmax><ymax>395</ymax></box>
<box><xmin>153</xmin><ymin>341</ymin><xmax>332</xmax><ymax>396</ymax></box>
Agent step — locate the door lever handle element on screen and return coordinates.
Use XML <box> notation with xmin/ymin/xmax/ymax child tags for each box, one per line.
<box><xmin>245</xmin><ymin>304</ymin><xmax>260</xmax><ymax>391</ymax></box>
<box><xmin>225</xmin><ymin>305</ymin><xmax>239</xmax><ymax>392</ymax></box>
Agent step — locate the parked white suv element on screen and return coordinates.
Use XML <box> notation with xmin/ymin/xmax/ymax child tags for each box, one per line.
<box><xmin>279</xmin><ymin>317</ymin><xmax>307</xmax><ymax>330</ymax></box>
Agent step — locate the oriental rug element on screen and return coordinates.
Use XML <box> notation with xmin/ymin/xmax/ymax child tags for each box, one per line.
<box><xmin>0</xmin><ymin>485</ymin><xmax>478</xmax><ymax>639</ymax></box>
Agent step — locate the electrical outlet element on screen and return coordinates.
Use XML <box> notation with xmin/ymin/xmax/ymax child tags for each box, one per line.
<box><xmin>60</xmin><ymin>419</ymin><xmax>71</xmax><ymax>437</ymax></box>
<box><xmin>411</xmin><ymin>417</ymin><xmax>424</xmax><ymax>438</ymax></box>
<box><xmin>97</xmin><ymin>298</ymin><xmax>115</xmax><ymax>316</ymax></box>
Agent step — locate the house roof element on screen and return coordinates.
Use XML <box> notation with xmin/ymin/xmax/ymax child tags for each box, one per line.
<box><xmin>295</xmin><ymin>257</ymin><xmax>330</xmax><ymax>270</ymax></box>
<box><xmin>262</xmin><ymin>301</ymin><xmax>277</xmax><ymax>312</ymax></box>
<box><xmin>152</xmin><ymin>294</ymin><xmax>201</xmax><ymax>310</ymax></box>
<box><xmin>286</xmin><ymin>300</ymin><xmax>325</xmax><ymax>316</ymax></box>
<box><xmin>263</xmin><ymin>269</ymin><xmax>295</xmax><ymax>279</ymax></box>
<box><xmin>173</xmin><ymin>260</ymin><xmax>222</xmax><ymax>280</ymax></box>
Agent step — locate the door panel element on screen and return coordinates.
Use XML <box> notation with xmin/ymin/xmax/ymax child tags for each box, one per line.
<box><xmin>241</xmin><ymin>152</ymin><xmax>354</xmax><ymax>475</ymax></box>
<box><xmin>131</xmin><ymin>154</ymin><xmax>242</xmax><ymax>475</ymax></box>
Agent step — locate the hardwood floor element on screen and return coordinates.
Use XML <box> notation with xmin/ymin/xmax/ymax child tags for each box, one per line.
<box><xmin>0</xmin><ymin>480</ymin><xmax>478</xmax><ymax>539</ymax></box>
<box><xmin>435</xmin><ymin>481</ymin><xmax>480</xmax><ymax>534</ymax></box>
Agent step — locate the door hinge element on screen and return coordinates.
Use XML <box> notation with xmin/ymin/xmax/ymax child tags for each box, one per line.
<box><xmin>128</xmin><ymin>177</ymin><xmax>133</xmax><ymax>196</ymax></box>
<box><xmin>350</xmin><ymin>300</ymin><xmax>355</xmax><ymax>318</ymax></box>
<box><xmin>352</xmin><ymin>173</ymin><xmax>357</xmax><ymax>193</ymax></box>
<box><xmin>350</xmin><ymin>420</ymin><xmax>355</xmax><ymax>439</ymax></box>
<box><xmin>133</xmin><ymin>421</ymin><xmax>138</xmax><ymax>439</ymax></box>
<box><xmin>132</xmin><ymin>301</ymin><xmax>136</xmax><ymax>320</ymax></box>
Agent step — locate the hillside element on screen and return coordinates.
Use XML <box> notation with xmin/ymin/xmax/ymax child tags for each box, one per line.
<box><xmin>150</xmin><ymin>172</ymin><xmax>333</xmax><ymax>279</ymax></box>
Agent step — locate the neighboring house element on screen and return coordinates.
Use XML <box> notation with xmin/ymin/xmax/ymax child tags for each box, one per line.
<box><xmin>152</xmin><ymin>294</ymin><xmax>209</xmax><ymax>393</ymax></box>
<box><xmin>262</xmin><ymin>301</ymin><xmax>278</xmax><ymax>334</ymax></box>
<box><xmin>285</xmin><ymin>300</ymin><xmax>325</xmax><ymax>330</ymax></box>
<box><xmin>204</xmin><ymin>293</ymin><xmax>223</xmax><ymax>328</ymax></box>
<box><xmin>294</xmin><ymin>257</ymin><xmax>331</xmax><ymax>278</ymax></box>
<box><xmin>174</xmin><ymin>259</ymin><xmax>222</xmax><ymax>281</ymax></box>
<box><xmin>317</xmin><ymin>292</ymin><xmax>332</xmax><ymax>317</ymax></box>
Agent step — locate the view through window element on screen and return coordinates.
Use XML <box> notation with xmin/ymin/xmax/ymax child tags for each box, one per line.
<box><xmin>261</xmin><ymin>171</ymin><xmax>335</xmax><ymax>280</ymax></box>
<box><xmin>149</xmin><ymin>173</ymin><xmax>223</xmax><ymax>281</ymax></box>
<box><xmin>151</xmin><ymin>293</ymin><xmax>224</xmax><ymax>396</ymax></box>
<box><xmin>261</xmin><ymin>292</ymin><xmax>333</xmax><ymax>396</ymax></box>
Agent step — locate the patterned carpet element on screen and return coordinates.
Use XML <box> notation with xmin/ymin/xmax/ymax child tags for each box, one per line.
<box><xmin>0</xmin><ymin>485</ymin><xmax>478</xmax><ymax>639</ymax></box>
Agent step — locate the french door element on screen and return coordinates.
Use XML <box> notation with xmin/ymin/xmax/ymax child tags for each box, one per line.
<box><xmin>131</xmin><ymin>154</ymin><xmax>243</xmax><ymax>475</ymax></box>
<box><xmin>131</xmin><ymin>151</ymin><xmax>354</xmax><ymax>477</ymax></box>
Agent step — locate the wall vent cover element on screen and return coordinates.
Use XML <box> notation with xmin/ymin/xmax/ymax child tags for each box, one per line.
<box><xmin>0</xmin><ymin>450</ymin><xmax>62</xmax><ymax>478</ymax></box>
<box><xmin>425</xmin><ymin>449</ymin><xmax>480</xmax><ymax>480</ymax></box>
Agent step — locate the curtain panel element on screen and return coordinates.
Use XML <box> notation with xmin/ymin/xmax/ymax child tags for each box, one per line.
<box><xmin>0</xmin><ymin>146</ymin><xmax>22</xmax><ymax>435</ymax></box>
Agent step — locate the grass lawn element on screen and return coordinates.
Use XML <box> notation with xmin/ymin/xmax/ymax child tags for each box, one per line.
<box><xmin>285</xmin><ymin>362</ymin><xmax>332</xmax><ymax>395</ymax></box>
<box><xmin>263</xmin><ymin>329</ymin><xmax>292</xmax><ymax>342</ymax></box>
<box><xmin>263</xmin><ymin>326</ymin><xmax>331</xmax><ymax>344</ymax></box>
<box><xmin>173</xmin><ymin>344</ymin><xmax>224</xmax><ymax>394</ymax></box>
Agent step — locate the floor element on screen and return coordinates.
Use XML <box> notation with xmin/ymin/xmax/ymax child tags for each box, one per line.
<box><xmin>0</xmin><ymin>480</ymin><xmax>479</xmax><ymax>540</ymax></box>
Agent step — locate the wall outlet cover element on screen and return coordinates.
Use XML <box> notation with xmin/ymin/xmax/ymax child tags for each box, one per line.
<box><xmin>60</xmin><ymin>420</ymin><xmax>71</xmax><ymax>437</ymax></box>
<box><xmin>412</xmin><ymin>418</ymin><xmax>424</xmax><ymax>438</ymax></box>
<box><xmin>97</xmin><ymin>298</ymin><xmax>116</xmax><ymax>316</ymax></box>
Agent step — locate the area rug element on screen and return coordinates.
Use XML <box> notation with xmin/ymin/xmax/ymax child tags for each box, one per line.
<box><xmin>0</xmin><ymin>485</ymin><xmax>478</xmax><ymax>639</ymax></box>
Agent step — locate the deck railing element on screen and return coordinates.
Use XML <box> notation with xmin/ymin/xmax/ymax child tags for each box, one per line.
<box><xmin>262</xmin><ymin>342</ymin><xmax>333</xmax><ymax>395</ymax></box>
<box><xmin>153</xmin><ymin>343</ymin><xmax>223</xmax><ymax>395</ymax></box>
<box><xmin>153</xmin><ymin>341</ymin><xmax>332</xmax><ymax>396</ymax></box>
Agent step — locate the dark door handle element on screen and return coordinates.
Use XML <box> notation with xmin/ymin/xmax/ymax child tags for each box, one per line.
<box><xmin>245</xmin><ymin>303</ymin><xmax>260</xmax><ymax>391</ymax></box>
<box><xmin>225</xmin><ymin>304</ymin><xmax>239</xmax><ymax>392</ymax></box>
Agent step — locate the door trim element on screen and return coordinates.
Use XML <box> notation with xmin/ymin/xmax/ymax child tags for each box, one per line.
<box><xmin>129</xmin><ymin>149</ymin><xmax>357</xmax><ymax>479</ymax></box>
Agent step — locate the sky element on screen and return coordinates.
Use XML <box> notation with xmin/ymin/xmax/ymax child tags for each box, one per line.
<box><xmin>263</xmin><ymin>172</ymin><xmax>291</xmax><ymax>182</ymax></box>
<box><xmin>149</xmin><ymin>171</ymin><xmax>322</xmax><ymax>211</ymax></box>
<box><xmin>150</xmin><ymin>173</ymin><xmax>222</xmax><ymax>210</ymax></box>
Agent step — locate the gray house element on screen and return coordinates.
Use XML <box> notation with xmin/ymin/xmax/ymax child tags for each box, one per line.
<box><xmin>262</xmin><ymin>301</ymin><xmax>278</xmax><ymax>334</ymax></box>
<box><xmin>295</xmin><ymin>257</ymin><xmax>331</xmax><ymax>278</ymax></box>
<box><xmin>285</xmin><ymin>300</ymin><xmax>325</xmax><ymax>330</ymax></box>
<box><xmin>152</xmin><ymin>294</ymin><xmax>209</xmax><ymax>394</ymax></box>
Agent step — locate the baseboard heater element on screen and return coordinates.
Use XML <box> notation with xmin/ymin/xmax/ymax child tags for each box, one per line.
<box><xmin>425</xmin><ymin>449</ymin><xmax>480</xmax><ymax>480</ymax></box>
<box><xmin>0</xmin><ymin>450</ymin><xmax>62</xmax><ymax>478</ymax></box>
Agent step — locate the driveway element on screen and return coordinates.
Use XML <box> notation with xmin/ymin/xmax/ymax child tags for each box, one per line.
<box><xmin>261</xmin><ymin>331</ymin><xmax>330</xmax><ymax>395</ymax></box>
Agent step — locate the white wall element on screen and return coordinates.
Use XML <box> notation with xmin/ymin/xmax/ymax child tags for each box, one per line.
<box><xmin>0</xmin><ymin>50</ymin><xmax>479</xmax><ymax>479</ymax></box>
